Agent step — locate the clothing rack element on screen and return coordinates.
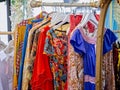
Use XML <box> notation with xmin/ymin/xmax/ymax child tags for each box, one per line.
<box><xmin>30</xmin><ymin>0</ymin><xmax>116</xmax><ymax>90</ymax></box>
<box><xmin>30</xmin><ymin>1</ymin><xmax>99</xmax><ymax>8</ymax></box>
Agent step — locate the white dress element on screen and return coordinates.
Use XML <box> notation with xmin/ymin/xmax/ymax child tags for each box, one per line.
<box><xmin>0</xmin><ymin>40</ymin><xmax>14</xmax><ymax>90</ymax></box>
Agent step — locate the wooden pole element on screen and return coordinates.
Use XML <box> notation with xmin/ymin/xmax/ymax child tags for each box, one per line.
<box><xmin>96</xmin><ymin>0</ymin><xmax>112</xmax><ymax>90</ymax></box>
<box><xmin>6</xmin><ymin>0</ymin><xmax>12</xmax><ymax>41</ymax></box>
<box><xmin>0</xmin><ymin>31</ymin><xmax>14</xmax><ymax>35</ymax></box>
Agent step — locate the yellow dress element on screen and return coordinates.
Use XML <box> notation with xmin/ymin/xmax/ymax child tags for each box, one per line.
<box><xmin>13</xmin><ymin>24</ymin><xmax>28</xmax><ymax>90</ymax></box>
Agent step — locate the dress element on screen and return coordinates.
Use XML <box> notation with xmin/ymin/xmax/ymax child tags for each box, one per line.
<box><xmin>67</xmin><ymin>14</ymin><xmax>84</xmax><ymax>90</ymax></box>
<box><xmin>0</xmin><ymin>47</ymin><xmax>14</xmax><ymax>90</ymax></box>
<box><xmin>70</xmin><ymin>28</ymin><xmax>117</xmax><ymax>90</ymax></box>
<box><xmin>30</xmin><ymin>26</ymin><xmax>53</xmax><ymax>90</ymax></box>
<box><xmin>44</xmin><ymin>29</ymin><xmax>68</xmax><ymax>90</ymax></box>
<box><xmin>18</xmin><ymin>18</ymin><xmax>43</xmax><ymax>90</ymax></box>
<box><xmin>13</xmin><ymin>22</ymin><xmax>28</xmax><ymax>90</ymax></box>
<box><xmin>116</xmin><ymin>49</ymin><xmax>120</xmax><ymax>90</ymax></box>
<box><xmin>22</xmin><ymin>18</ymin><xmax>51</xmax><ymax>90</ymax></box>
<box><xmin>102</xmin><ymin>50</ymin><xmax>116</xmax><ymax>90</ymax></box>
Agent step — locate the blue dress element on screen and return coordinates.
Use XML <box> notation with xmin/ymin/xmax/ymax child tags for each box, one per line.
<box><xmin>70</xmin><ymin>28</ymin><xmax>117</xmax><ymax>90</ymax></box>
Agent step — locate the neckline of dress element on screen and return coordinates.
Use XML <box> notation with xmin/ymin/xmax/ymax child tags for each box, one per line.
<box><xmin>79</xmin><ymin>27</ymin><xmax>107</xmax><ymax>45</ymax></box>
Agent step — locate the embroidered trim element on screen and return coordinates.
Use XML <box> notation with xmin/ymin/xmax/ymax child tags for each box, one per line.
<box><xmin>84</xmin><ymin>75</ymin><xmax>95</xmax><ymax>84</ymax></box>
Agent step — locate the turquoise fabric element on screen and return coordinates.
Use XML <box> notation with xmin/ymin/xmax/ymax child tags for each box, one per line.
<box><xmin>105</xmin><ymin>1</ymin><xmax>118</xmax><ymax>30</ymax></box>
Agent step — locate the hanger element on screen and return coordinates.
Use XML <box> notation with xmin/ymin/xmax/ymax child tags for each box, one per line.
<box><xmin>3</xmin><ymin>40</ymin><xmax>14</xmax><ymax>55</ymax></box>
<box><xmin>52</xmin><ymin>7</ymin><xmax>70</xmax><ymax>30</ymax></box>
<box><xmin>0</xmin><ymin>37</ymin><xmax>6</xmax><ymax>51</ymax></box>
<box><xmin>76</xmin><ymin>7</ymin><xmax>98</xmax><ymax>31</ymax></box>
<box><xmin>50</xmin><ymin>5</ymin><xmax>66</xmax><ymax>27</ymax></box>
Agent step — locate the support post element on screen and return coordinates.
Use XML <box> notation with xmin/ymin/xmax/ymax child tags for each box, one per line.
<box><xmin>96</xmin><ymin>0</ymin><xmax>112</xmax><ymax>90</ymax></box>
<box><xmin>6</xmin><ymin>0</ymin><xmax>12</xmax><ymax>41</ymax></box>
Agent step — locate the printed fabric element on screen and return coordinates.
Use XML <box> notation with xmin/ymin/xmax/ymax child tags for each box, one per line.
<box><xmin>28</xmin><ymin>30</ymin><xmax>40</xmax><ymax>89</ymax></box>
<box><xmin>44</xmin><ymin>29</ymin><xmax>68</xmax><ymax>90</ymax></box>
<box><xmin>18</xmin><ymin>18</ymin><xmax>43</xmax><ymax>90</ymax></box>
<box><xmin>22</xmin><ymin>29</ymin><xmax>36</xmax><ymax>90</ymax></box>
<box><xmin>116</xmin><ymin>49</ymin><xmax>120</xmax><ymax>90</ymax></box>
<box><xmin>102</xmin><ymin>50</ymin><xmax>116</xmax><ymax>90</ymax></box>
<box><xmin>67</xmin><ymin>14</ymin><xmax>84</xmax><ymax>90</ymax></box>
<box><xmin>70</xmin><ymin>28</ymin><xmax>117</xmax><ymax>90</ymax></box>
<box><xmin>13</xmin><ymin>24</ymin><xmax>27</xmax><ymax>90</ymax></box>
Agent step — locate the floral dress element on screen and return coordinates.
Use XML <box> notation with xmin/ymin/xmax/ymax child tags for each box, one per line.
<box><xmin>44</xmin><ymin>29</ymin><xmax>68</xmax><ymax>90</ymax></box>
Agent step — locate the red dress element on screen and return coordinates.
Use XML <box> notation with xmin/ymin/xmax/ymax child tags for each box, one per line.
<box><xmin>30</xmin><ymin>26</ymin><xmax>53</xmax><ymax>90</ymax></box>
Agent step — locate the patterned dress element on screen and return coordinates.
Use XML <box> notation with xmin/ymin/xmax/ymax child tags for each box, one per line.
<box><xmin>70</xmin><ymin>28</ymin><xmax>117</xmax><ymax>90</ymax></box>
<box><xmin>67</xmin><ymin>14</ymin><xmax>84</xmax><ymax>90</ymax></box>
<box><xmin>102</xmin><ymin>50</ymin><xmax>116</xmax><ymax>90</ymax></box>
<box><xmin>44</xmin><ymin>29</ymin><xmax>68</xmax><ymax>90</ymax></box>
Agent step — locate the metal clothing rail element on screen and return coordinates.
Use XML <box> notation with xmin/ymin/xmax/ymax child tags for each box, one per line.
<box><xmin>30</xmin><ymin>1</ymin><xmax>99</xmax><ymax>8</ymax></box>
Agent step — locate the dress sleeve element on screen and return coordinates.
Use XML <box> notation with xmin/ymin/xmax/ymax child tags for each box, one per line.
<box><xmin>43</xmin><ymin>30</ymin><xmax>55</xmax><ymax>55</ymax></box>
<box><xmin>70</xmin><ymin>29</ymin><xmax>86</xmax><ymax>56</ymax></box>
<box><xmin>103</xmin><ymin>29</ymin><xmax>118</xmax><ymax>54</ymax></box>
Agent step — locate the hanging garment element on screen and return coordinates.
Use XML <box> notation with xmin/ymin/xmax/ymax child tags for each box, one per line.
<box><xmin>67</xmin><ymin>14</ymin><xmax>84</xmax><ymax>90</ymax></box>
<box><xmin>22</xmin><ymin>18</ymin><xmax>51</xmax><ymax>90</ymax></box>
<box><xmin>18</xmin><ymin>18</ymin><xmax>43</xmax><ymax>90</ymax></box>
<box><xmin>113</xmin><ymin>44</ymin><xmax>119</xmax><ymax>90</ymax></box>
<box><xmin>102</xmin><ymin>50</ymin><xmax>116</xmax><ymax>90</ymax></box>
<box><xmin>13</xmin><ymin>21</ymin><xmax>29</xmax><ymax>90</ymax></box>
<box><xmin>116</xmin><ymin>49</ymin><xmax>120</xmax><ymax>90</ymax></box>
<box><xmin>13</xmin><ymin>12</ymin><xmax>44</xmax><ymax>90</ymax></box>
<box><xmin>28</xmin><ymin>30</ymin><xmax>40</xmax><ymax>89</ymax></box>
<box><xmin>0</xmin><ymin>40</ymin><xmax>14</xmax><ymax>90</ymax></box>
<box><xmin>44</xmin><ymin>28</ymin><xmax>68</xmax><ymax>90</ymax></box>
<box><xmin>70</xmin><ymin>28</ymin><xmax>117</xmax><ymax>90</ymax></box>
<box><xmin>31</xmin><ymin>26</ymin><xmax>53</xmax><ymax>90</ymax></box>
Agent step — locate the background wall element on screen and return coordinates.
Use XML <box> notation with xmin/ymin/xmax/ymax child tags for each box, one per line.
<box><xmin>0</xmin><ymin>1</ymin><xmax>8</xmax><ymax>44</ymax></box>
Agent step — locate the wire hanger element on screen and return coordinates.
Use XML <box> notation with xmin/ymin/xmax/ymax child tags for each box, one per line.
<box><xmin>0</xmin><ymin>37</ymin><xmax>7</xmax><ymax>51</ymax></box>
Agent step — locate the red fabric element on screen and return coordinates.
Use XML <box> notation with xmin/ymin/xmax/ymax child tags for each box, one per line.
<box><xmin>30</xmin><ymin>26</ymin><xmax>53</xmax><ymax>90</ymax></box>
<box><xmin>69</xmin><ymin>14</ymin><xmax>83</xmax><ymax>35</ymax></box>
<box><xmin>86</xmin><ymin>21</ymin><xmax>95</xmax><ymax>33</ymax></box>
<box><xmin>95</xmin><ymin>14</ymin><xmax>100</xmax><ymax>21</ymax></box>
<box><xmin>85</xmin><ymin>14</ymin><xmax>100</xmax><ymax>33</ymax></box>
